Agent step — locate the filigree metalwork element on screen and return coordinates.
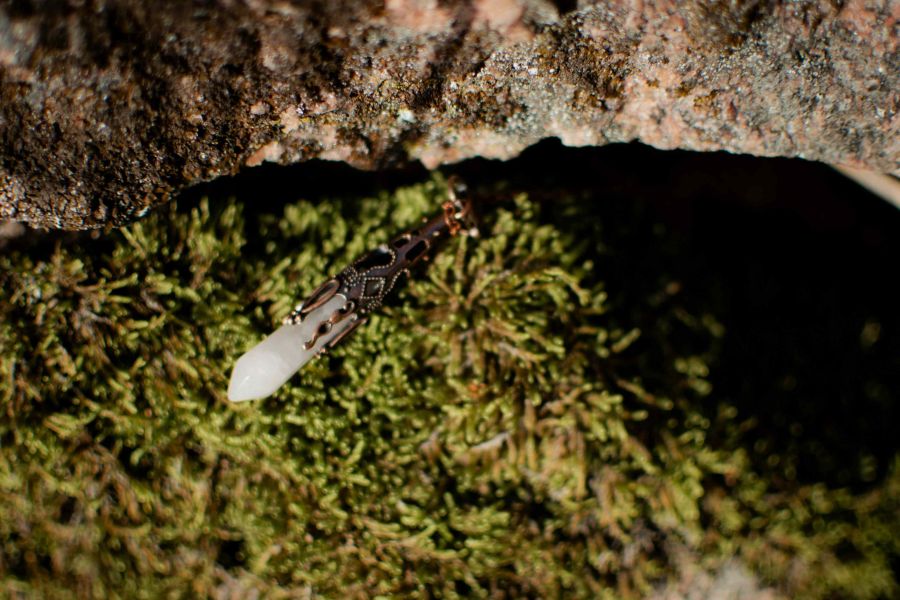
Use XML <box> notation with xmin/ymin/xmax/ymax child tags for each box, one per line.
<box><xmin>285</xmin><ymin>178</ymin><xmax>476</xmax><ymax>354</ymax></box>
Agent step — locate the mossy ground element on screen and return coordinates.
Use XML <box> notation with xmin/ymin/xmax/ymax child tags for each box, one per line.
<box><xmin>1</xmin><ymin>174</ymin><xmax>898</xmax><ymax>598</ymax></box>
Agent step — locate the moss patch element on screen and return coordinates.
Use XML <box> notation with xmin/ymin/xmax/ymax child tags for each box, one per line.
<box><xmin>1</xmin><ymin>177</ymin><xmax>898</xmax><ymax>598</ymax></box>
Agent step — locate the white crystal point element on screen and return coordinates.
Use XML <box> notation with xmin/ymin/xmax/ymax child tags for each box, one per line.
<box><xmin>228</xmin><ymin>293</ymin><xmax>355</xmax><ymax>402</ymax></box>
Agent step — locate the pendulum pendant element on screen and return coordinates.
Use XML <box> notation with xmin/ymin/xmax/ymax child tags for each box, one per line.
<box><xmin>228</xmin><ymin>179</ymin><xmax>476</xmax><ymax>402</ymax></box>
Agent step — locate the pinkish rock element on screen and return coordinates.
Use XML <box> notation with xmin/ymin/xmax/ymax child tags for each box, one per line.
<box><xmin>1</xmin><ymin>0</ymin><xmax>897</xmax><ymax>229</ymax></box>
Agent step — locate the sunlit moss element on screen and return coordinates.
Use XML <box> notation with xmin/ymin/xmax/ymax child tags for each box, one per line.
<box><xmin>0</xmin><ymin>177</ymin><xmax>897</xmax><ymax>598</ymax></box>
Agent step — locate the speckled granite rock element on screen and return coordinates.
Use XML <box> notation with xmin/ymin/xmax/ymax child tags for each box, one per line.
<box><xmin>1</xmin><ymin>0</ymin><xmax>897</xmax><ymax>229</ymax></box>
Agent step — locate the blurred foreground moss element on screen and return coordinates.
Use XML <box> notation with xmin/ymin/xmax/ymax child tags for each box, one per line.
<box><xmin>1</xmin><ymin>178</ymin><xmax>897</xmax><ymax>598</ymax></box>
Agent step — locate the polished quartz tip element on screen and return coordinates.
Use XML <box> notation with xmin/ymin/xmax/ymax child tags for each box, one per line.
<box><xmin>228</xmin><ymin>293</ymin><xmax>353</xmax><ymax>402</ymax></box>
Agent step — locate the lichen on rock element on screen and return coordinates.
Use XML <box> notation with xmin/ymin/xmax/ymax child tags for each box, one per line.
<box><xmin>1</xmin><ymin>0</ymin><xmax>898</xmax><ymax>229</ymax></box>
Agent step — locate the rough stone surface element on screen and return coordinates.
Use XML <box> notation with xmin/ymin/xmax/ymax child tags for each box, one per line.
<box><xmin>1</xmin><ymin>0</ymin><xmax>898</xmax><ymax>230</ymax></box>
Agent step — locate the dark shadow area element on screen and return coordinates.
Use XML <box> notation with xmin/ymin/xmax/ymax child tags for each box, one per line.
<box><xmin>459</xmin><ymin>140</ymin><xmax>899</xmax><ymax>491</ymax></box>
<box><xmin>177</xmin><ymin>157</ymin><xmax>430</xmax><ymax>214</ymax></box>
<box><xmin>694</xmin><ymin>194</ymin><xmax>899</xmax><ymax>489</ymax></box>
<box><xmin>672</xmin><ymin>168</ymin><xmax>899</xmax><ymax>491</ymax></box>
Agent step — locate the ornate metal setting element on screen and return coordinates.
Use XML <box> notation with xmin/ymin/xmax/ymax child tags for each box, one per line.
<box><xmin>285</xmin><ymin>178</ymin><xmax>476</xmax><ymax>355</ymax></box>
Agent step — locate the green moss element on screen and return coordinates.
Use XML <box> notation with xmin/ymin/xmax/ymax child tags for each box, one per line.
<box><xmin>1</xmin><ymin>177</ymin><xmax>897</xmax><ymax>598</ymax></box>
